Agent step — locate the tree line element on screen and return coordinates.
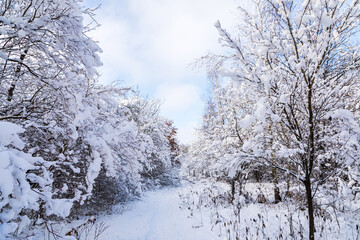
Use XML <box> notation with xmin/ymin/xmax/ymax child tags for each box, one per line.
<box><xmin>187</xmin><ymin>0</ymin><xmax>360</xmax><ymax>239</ymax></box>
<box><xmin>0</xmin><ymin>0</ymin><xmax>180</xmax><ymax>238</ymax></box>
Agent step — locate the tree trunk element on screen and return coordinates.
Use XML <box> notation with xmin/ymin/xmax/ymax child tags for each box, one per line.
<box><xmin>268</xmin><ymin>105</ymin><xmax>282</xmax><ymax>203</ymax></box>
<box><xmin>305</xmin><ymin>176</ymin><xmax>315</xmax><ymax>240</ymax></box>
<box><xmin>7</xmin><ymin>49</ymin><xmax>28</xmax><ymax>102</ymax></box>
<box><xmin>231</xmin><ymin>172</ymin><xmax>241</xmax><ymax>203</ymax></box>
<box><xmin>272</xmin><ymin>167</ymin><xmax>282</xmax><ymax>203</ymax></box>
<box><xmin>306</xmin><ymin>84</ymin><xmax>315</xmax><ymax>240</ymax></box>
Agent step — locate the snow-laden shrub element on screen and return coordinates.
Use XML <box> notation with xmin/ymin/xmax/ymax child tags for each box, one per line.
<box><xmin>0</xmin><ymin>122</ymin><xmax>37</xmax><ymax>237</ymax></box>
<box><xmin>0</xmin><ymin>122</ymin><xmax>74</xmax><ymax>238</ymax></box>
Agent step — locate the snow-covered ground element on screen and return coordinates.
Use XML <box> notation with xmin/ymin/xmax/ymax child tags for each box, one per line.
<box><xmin>98</xmin><ymin>187</ymin><xmax>218</xmax><ymax>240</ymax></box>
<box><xmin>27</xmin><ymin>183</ymin><xmax>359</xmax><ymax>240</ymax></box>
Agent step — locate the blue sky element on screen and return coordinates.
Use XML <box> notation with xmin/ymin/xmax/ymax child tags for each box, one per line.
<box><xmin>82</xmin><ymin>0</ymin><xmax>239</xmax><ymax>144</ymax></box>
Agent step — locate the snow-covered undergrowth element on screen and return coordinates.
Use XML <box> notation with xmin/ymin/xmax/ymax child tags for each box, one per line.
<box><xmin>0</xmin><ymin>122</ymin><xmax>67</xmax><ymax>238</ymax></box>
<box><xmin>179</xmin><ymin>181</ymin><xmax>360</xmax><ymax>240</ymax></box>
<box><xmin>7</xmin><ymin>180</ymin><xmax>359</xmax><ymax>240</ymax></box>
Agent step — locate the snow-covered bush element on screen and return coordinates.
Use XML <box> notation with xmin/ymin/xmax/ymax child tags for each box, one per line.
<box><xmin>0</xmin><ymin>122</ymin><xmax>38</xmax><ymax>238</ymax></box>
<box><xmin>0</xmin><ymin>122</ymin><xmax>71</xmax><ymax>238</ymax></box>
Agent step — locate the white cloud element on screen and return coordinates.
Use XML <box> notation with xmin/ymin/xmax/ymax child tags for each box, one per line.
<box><xmin>87</xmin><ymin>0</ymin><xmax>238</xmax><ymax>83</ymax></box>
<box><xmin>177</xmin><ymin>120</ymin><xmax>201</xmax><ymax>145</ymax></box>
<box><xmin>84</xmin><ymin>0</ymin><xmax>239</xmax><ymax>143</ymax></box>
<box><xmin>155</xmin><ymin>84</ymin><xmax>200</xmax><ymax>112</ymax></box>
<box><xmin>154</xmin><ymin>82</ymin><xmax>205</xmax><ymax>144</ymax></box>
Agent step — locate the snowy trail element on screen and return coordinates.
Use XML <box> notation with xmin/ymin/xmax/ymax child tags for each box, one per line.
<box><xmin>99</xmin><ymin>187</ymin><xmax>218</xmax><ymax>240</ymax></box>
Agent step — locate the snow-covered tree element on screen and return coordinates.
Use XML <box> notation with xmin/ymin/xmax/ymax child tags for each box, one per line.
<box><xmin>0</xmin><ymin>0</ymin><xmax>101</xmax><ymax>118</ymax></box>
<box><xmin>191</xmin><ymin>0</ymin><xmax>360</xmax><ymax>239</ymax></box>
<box><xmin>0</xmin><ymin>0</ymin><xmax>181</xmax><ymax>238</ymax></box>
<box><xmin>72</xmin><ymin>89</ymin><xmax>181</xmax><ymax>215</ymax></box>
<box><xmin>0</xmin><ymin>0</ymin><xmax>104</xmax><ymax>234</ymax></box>
<box><xmin>121</xmin><ymin>95</ymin><xmax>180</xmax><ymax>187</ymax></box>
<box><xmin>188</xmin><ymin>76</ymin><xmax>267</xmax><ymax>201</ymax></box>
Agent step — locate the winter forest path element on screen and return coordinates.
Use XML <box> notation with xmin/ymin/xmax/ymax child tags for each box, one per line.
<box><xmin>100</xmin><ymin>187</ymin><xmax>218</xmax><ymax>240</ymax></box>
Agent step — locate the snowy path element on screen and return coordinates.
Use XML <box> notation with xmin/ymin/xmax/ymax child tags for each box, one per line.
<box><xmin>99</xmin><ymin>187</ymin><xmax>218</xmax><ymax>240</ymax></box>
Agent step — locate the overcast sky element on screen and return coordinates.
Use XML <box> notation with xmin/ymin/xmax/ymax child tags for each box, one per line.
<box><xmin>83</xmin><ymin>0</ymin><xmax>240</xmax><ymax>144</ymax></box>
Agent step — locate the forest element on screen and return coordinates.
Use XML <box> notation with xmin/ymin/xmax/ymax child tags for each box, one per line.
<box><xmin>0</xmin><ymin>0</ymin><xmax>359</xmax><ymax>239</ymax></box>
